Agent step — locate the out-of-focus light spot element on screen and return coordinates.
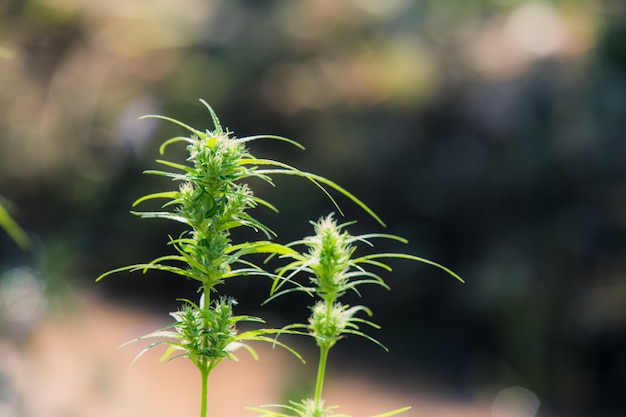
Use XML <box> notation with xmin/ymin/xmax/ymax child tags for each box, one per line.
<box><xmin>506</xmin><ymin>1</ymin><xmax>566</xmax><ymax>57</ymax></box>
<box><xmin>463</xmin><ymin>22</ymin><xmax>531</xmax><ymax>80</ymax></box>
<box><xmin>350</xmin><ymin>0</ymin><xmax>411</xmax><ymax>18</ymax></box>
<box><xmin>492</xmin><ymin>386</ymin><xmax>540</xmax><ymax>417</ymax></box>
<box><xmin>262</xmin><ymin>38</ymin><xmax>437</xmax><ymax>113</ymax></box>
<box><xmin>0</xmin><ymin>47</ymin><xmax>16</xmax><ymax>60</ymax></box>
<box><xmin>463</xmin><ymin>2</ymin><xmax>596</xmax><ymax>80</ymax></box>
<box><xmin>90</xmin><ymin>18</ymin><xmax>190</xmax><ymax>56</ymax></box>
<box><xmin>1</xmin><ymin>267</ymin><xmax>47</xmax><ymax>330</ymax></box>
<box><xmin>29</xmin><ymin>0</ymin><xmax>215</xmax><ymax>56</ymax></box>
<box><xmin>578</xmin><ymin>283</ymin><xmax>626</xmax><ymax>332</ymax></box>
<box><xmin>356</xmin><ymin>39</ymin><xmax>438</xmax><ymax>106</ymax></box>
<box><xmin>113</xmin><ymin>95</ymin><xmax>160</xmax><ymax>153</ymax></box>
<box><xmin>261</xmin><ymin>62</ymin><xmax>334</xmax><ymax>114</ymax></box>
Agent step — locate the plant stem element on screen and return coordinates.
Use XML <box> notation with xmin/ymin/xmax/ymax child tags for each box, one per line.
<box><xmin>313</xmin><ymin>345</ymin><xmax>330</xmax><ymax>408</ymax></box>
<box><xmin>313</xmin><ymin>299</ymin><xmax>335</xmax><ymax>410</ymax></box>
<box><xmin>200</xmin><ymin>365</ymin><xmax>209</xmax><ymax>417</ymax></box>
<box><xmin>200</xmin><ymin>281</ymin><xmax>211</xmax><ymax>417</ymax></box>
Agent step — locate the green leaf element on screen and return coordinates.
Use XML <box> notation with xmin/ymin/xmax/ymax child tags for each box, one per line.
<box><xmin>142</xmin><ymin>169</ymin><xmax>187</xmax><ymax>181</ymax></box>
<box><xmin>155</xmin><ymin>159</ymin><xmax>196</xmax><ymax>174</ymax></box>
<box><xmin>199</xmin><ymin>98</ymin><xmax>223</xmax><ymax>134</ymax></box>
<box><xmin>351</xmin><ymin>233</ymin><xmax>409</xmax><ymax>245</ymax></box>
<box><xmin>363</xmin><ymin>253</ymin><xmax>464</xmax><ymax>283</ymax></box>
<box><xmin>139</xmin><ymin>114</ymin><xmax>204</xmax><ymax>137</ymax></box>
<box><xmin>239</xmin><ymin>331</ymin><xmax>306</xmax><ymax>363</ymax></box>
<box><xmin>159</xmin><ymin>346</ymin><xmax>180</xmax><ymax>362</ymax></box>
<box><xmin>132</xmin><ymin>191</ymin><xmax>180</xmax><ymax>207</ymax></box>
<box><xmin>250</xmin><ymin>163</ymin><xmax>385</xmax><ymax>227</ymax></box>
<box><xmin>351</xmin><ymin>258</ymin><xmax>393</xmax><ymax>272</ymax></box>
<box><xmin>130</xmin><ymin>211</ymin><xmax>190</xmax><ymax>224</ymax></box>
<box><xmin>0</xmin><ymin>202</ymin><xmax>31</xmax><ymax>250</ymax></box>
<box><xmin>238</xmin><ymin>134</ymin><xmax>305</xmax><ymax>150</ymax></box>
<box><xmin>370</xmin><ymin>406</ymin><xmax>412</xmax><ymax>417</ymax></box>
<box><xmin>220</xmin><ymin>267</ymin><xmax>274</xmax><ymax>280</ymax></box>
<box><xmin>95</xmin><ymin>263</ymin><xmax>201</xmax><ymax>282</ymax></box>
<box><xmin>250</xmin><ymin>195</ymin><xmax>279</xmax><ymax>213</ymax></box>
<box><xmin>158</xmin><ymin>136</ymin><xmax>194</xmax><ymax>154</ymax></box>
<box><xmin>263</xmin><ymin>284</ymin><xmax>314</xmax><ymax>306</ymax></box>
<box><xmin>343</xmin><ymin>328</ymin><xmax>388</xmax><ymax>351</ymax></box>
<box><xmin>227</xmin><ymin>241</ymin><xmax>299</xmax><ymax>258</ymax></box>
<box><xmin>301</xmin><ymin>172</ymin><xmax>385</xmax><ymax>227</ymax></box>
<box><xmin>240</xmin><ymin>159</ymin><xmax>346</xmax><ymax>218</ymax></box>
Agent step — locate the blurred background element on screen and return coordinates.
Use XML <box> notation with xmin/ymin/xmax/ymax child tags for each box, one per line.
<box><xmin>1</xmin><ymin>0</ymin><xmax>625</xmax><ymax>416</ymax></box>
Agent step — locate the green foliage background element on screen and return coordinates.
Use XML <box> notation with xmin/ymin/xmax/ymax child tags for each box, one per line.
<box><xmin>1</xmin><ymin>1</ymin><xmax>625</xmax><ymax>415</ymax></box>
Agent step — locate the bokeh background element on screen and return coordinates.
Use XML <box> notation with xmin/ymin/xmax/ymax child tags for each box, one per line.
<box><xmin>1</xmin><ymin>1</ymin><xmax>625</xmax><ymax>416</ymax></box>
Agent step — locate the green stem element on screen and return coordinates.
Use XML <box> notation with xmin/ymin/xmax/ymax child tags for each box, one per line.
<box><xmin>313</xmin><ymin>299</ymin><xmax>335</xmax><ymax>410</ymax></box>
<box><xmin>200</xmin><ymin>365</ymin><xmax>209</xmax><ymax>417</ymax></box>
<box><xmin>314</xmin><ymin>344</ymin><xmax>330</xmax><ymax>408</ymax></box>
<box><xmin>203</xmin><ymin>282</ymin><xmax>210</xmax><ymax>308</ymax></box>
<box><xmin>200</xmin><ymin>281</ymin><xmax>211</xmax><ymax>417</ymax></box>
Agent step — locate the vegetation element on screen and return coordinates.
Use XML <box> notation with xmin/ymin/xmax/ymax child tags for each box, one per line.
<box><xmin>0</xmin><ymin>197</ymin><xmax>31</xmax><ymax>250</ymax></box>
<box><xmin>98</xmin><ymin>101</ymin><xmax>461</xmax><ymax>417</ymax></box>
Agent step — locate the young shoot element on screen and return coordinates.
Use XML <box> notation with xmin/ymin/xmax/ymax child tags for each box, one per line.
<box><xmin>252</xmin><ymin>214</ymin><xmax>463</xmax><ymax>417</ymax></box>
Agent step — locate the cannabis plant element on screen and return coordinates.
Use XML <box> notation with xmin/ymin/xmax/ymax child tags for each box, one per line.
<box><xmin>250</xmin><ymin>214</ymin><xmax>463</xmax><ymax>417</ymax></box>
<box><xmin>97</xmin><ymin>100</ymin><xmax>385</xmax><ymax>417</ymax></box>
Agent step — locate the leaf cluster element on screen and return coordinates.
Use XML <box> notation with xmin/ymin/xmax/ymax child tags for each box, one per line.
<box><xmin>121</xmin><ymin>296</ymin><xmax>302</xmax><ymax>370</ymax></box>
